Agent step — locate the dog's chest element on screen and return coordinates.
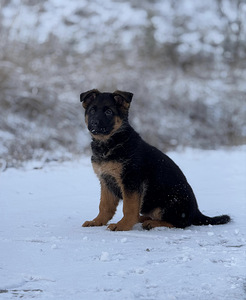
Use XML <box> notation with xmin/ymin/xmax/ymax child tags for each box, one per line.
<box><xmin>92</xmin><ymin>159</ymin><xmax>122</xmax><ymax>177</ymax></box>
<box><xmin>92</xmin><ymin>159</ymin><xmax>123</xmax><ymax>198</ymax></box>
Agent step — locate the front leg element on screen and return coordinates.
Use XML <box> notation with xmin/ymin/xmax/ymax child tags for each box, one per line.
<box><xmin>82</xmin><ymin>181</ymin><xmax>119</xmax><ymax>227</ymax></box>
<box><xmin>108</xmin><ymin>192</ymin><xmax>140</xmax><ymax>231</ymax></box>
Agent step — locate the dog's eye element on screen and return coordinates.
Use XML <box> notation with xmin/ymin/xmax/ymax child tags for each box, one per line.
<box><xmin>105</xmin><ymin>109</ymin><xmax>113</xmax><ymax>116</ymax></box>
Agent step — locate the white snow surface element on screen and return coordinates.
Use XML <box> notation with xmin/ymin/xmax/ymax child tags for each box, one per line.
<box><xmin>0</xmin><ymin>148</ymin><xmax>246</xmax><ymax>299</ymax></box>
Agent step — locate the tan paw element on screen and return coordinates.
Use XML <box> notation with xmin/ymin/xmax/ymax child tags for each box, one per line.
<box><xmin>82</xmin><ymin>220</ymin><xmax>104</xmax><ymax>227</ymax></box>
<box><xmin>142</xmin><ymin>220</ymin><xmax>174</xmax><ymax>230</ymax></box>
<box><xmin>107</xmin><ymin>221</ymin><xmax>133</xmax><ymax>231</ymax></box>
<box><xmin>142</xmin><ymin>220</ymin><xmax>154</xmax><ymax>230</ymax></box>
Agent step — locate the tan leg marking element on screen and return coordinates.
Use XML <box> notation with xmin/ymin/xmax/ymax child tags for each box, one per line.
<box><xmin>142</xmin><ymin>220</ymin><xmax>174</xmax><ymax>230</ymax></box>
<box><xmin>82</xmin><ymin>180</ymin><xmax>119</xmax><ymax>227</ymax></box>
<box><xmin>108</xmin><ymin>192</ymin><xmax>140</xmax><ymax>231</ymax></box>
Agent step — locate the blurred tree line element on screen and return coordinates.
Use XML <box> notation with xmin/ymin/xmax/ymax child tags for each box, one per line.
<box><xmin>0</xmin><ymin>0</ymin><xmax>245</xmax><ymax>167</ymax></box>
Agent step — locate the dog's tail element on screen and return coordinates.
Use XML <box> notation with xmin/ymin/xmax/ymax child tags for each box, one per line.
<box><xmin>192</xmin><ymin>211</ymin><xmax>231</xmax><ymax>226</ymax></box>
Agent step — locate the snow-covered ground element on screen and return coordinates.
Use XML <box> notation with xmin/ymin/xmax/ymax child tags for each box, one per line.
<box><xmin>0</xmin><ymin>148</ymin><xmax>245</xmax><ymax>299</ymax></box>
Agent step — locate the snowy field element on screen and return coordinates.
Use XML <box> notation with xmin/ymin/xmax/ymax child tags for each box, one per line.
<box><xmin>0</xmin><ymin>148</ymin><xmax>245</xmax><ymax>300</ymax></box>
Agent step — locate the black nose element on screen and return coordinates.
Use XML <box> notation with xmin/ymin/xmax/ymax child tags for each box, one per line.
<box><xmin>91</xmin><ymin>119</ymin><xmax>99</xmax><ymax>126</ymax></box>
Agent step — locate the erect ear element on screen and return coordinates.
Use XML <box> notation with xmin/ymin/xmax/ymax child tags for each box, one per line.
<box><xmin>112</xmin><ymin>90</ymin><xmax>133</xmax><ymax>112</ymax></box>
<box><xmin>80</xmin><ymin>89</ymin><xmax>100</xmax><ymax>109</ymax></box>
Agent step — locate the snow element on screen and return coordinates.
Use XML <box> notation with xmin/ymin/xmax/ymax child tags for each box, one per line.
<box><xmin>1</xmin><ymin>0</ymin><xmax>148</xmax><ymax>51</ymax></box>
<box><xmin>0</xmin><ymin>148</ymin><xmax>246</xmax><ymax>299</ymax></box>
<box><xmin>2</xmin><ymin>0</ymin><xmax>245</xmax><ymax>59</ymax></box>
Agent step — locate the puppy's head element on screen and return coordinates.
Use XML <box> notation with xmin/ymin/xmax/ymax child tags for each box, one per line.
<box><xmin>80</xmin><ymin>89</ymin><xmax>133</xmax><ymax>140</ymax></box>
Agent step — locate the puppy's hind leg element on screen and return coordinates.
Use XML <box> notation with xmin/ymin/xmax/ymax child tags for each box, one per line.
<box><xmin>141</xmin><ymin>208</ymin><xmax>174</xmax><ymax>230</ymax></box>
<box><xmin>142</xmin><ymin>220</ymin><xmax>174</xmax><ymax>230</ymax></box>
<box><xmin>139</xmin><ymin>215</ymin><xmax>152</xmax><ymax>223</ymax></box>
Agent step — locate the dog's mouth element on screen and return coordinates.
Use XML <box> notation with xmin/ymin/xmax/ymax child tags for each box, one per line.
<box><xmin>89</xmin><ymin>127</ymin><xmax>110</xmax><ymax>135</ymax></box>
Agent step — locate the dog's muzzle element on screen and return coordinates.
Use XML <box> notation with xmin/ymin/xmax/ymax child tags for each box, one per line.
<box><xmin>89</xmin><ymin>120</ymin><xmax>109</xmax><ymax>135</ymax></box>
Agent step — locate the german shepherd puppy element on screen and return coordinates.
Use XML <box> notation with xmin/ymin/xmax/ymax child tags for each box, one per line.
<box><xmin>80</xmin><ymin>89</ymin><xmax>230</xmax><ymax>231</ymax></box>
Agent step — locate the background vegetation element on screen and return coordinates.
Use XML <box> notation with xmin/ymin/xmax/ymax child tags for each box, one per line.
<box><xmin>0</xmin><ymin>0</ymin><xmax>245</xmax><ymax>167</ymax></box>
